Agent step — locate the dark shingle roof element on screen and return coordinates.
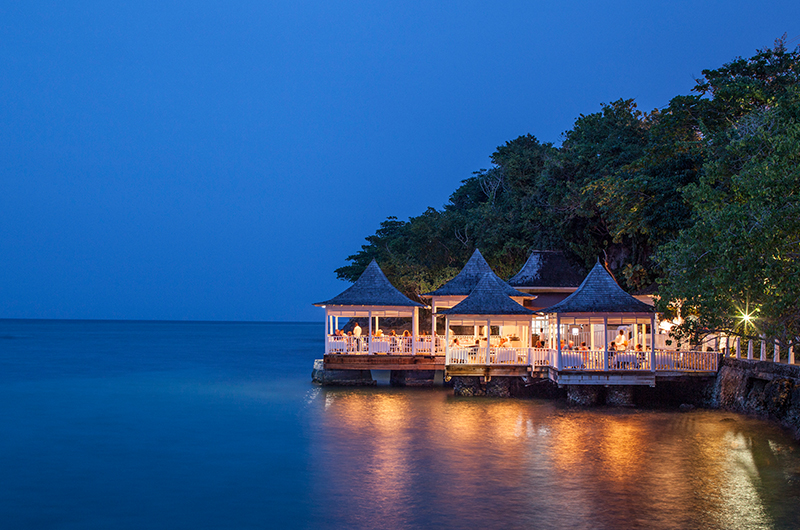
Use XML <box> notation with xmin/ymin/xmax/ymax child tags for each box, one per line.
<box><xmin>315</xmin><ymin>260</ymin><xmax>424</xmax><ymax>307</ymax></box>
<box><xmin>438</xmin><ymin>273</ymin><xmax>535</xmax><ymax>316</ymax></box>
<box><xmin>508</xmin><ymin>250</ymin><xmax>585</xmax><ymax>288</ymax></box>
<box><xmin>423</xmin><ymin>249</ymin><xmax>531</xmax><ymax>298</ymax></box>
<box><xmin>541</xmin><ymin>261</ymin><xmax>654</xmax><ymax>314</ymax></box>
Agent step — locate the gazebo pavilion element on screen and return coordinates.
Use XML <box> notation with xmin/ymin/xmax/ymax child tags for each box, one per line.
<box><xmin>440</xmin><ymin>273</ymin><xmax>536</xmax><ymax>370</ymax></box>
<box><xmin>314</xmin><ymin>260</ymin><xmax>426</xmax><ymax>355</ymax></box>
<box><xmin>423</xmin><ymin>249</ymin><xmax>531</xmax><ymax>349</ymax></box>
<box><xmin>507</xmin><ymin>249</ymin><xmax>585</xmax><ymax>346</ymax></box>
<box><xmin>540</xmin><ymin>260</ymin><xmax>657</xmax><ymax>381</ymax></box>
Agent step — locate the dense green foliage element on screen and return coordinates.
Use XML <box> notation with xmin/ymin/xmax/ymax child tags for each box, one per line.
<box><xmin>337</xmin><ymin>39</ymin><xmax>800</xmax><ymax>343</ymax></box>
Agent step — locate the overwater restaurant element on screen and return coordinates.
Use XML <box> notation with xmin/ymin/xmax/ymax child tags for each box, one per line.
<box><xmin>315</xmin><ymin>250</ymin><xmax>719</xmax><ymax>376</ymax></box>
<box><xmin>314</xmin><ymin>260</ymin><xmax>427</xmax><ymax>355</ymax></box>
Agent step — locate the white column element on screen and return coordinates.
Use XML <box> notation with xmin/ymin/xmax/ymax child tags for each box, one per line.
<box><xmin>324</xmin><ymin>309</ymin><xmax>330</xmax><ymax>355</ymax></box>
<box><xmin>556</xmin><ymin>314</ymin><xmax>562</xmax><ymax>370</ymax></box>
<box><xmin>760</xmin><ymin>338</ymin><xmax>766</xmax><ymax>361</ymax></box>
<box><xmin>790</xmin><ymin>344</ymin><xmax>795</xmax><ymax>365</ymax></box>
<box><xmin>485</xmin><ymin>319</ymin><xmax>491</xmax><ymax>364</ymax></box>
<box><xmin>368</xmin><ymin>310</ymin><xmax>373</xmax><ymax>355</ymax></box>
<box><xmin>748</xmin><ymin>340</ymin><xmax>753</xmax><ymax>360</ymax></box>
<box><xmin>431</xmin><ymin>300</ymin><xmax>437</xmax><ymax>342</ymax></box>
<box><xmin>649</xmin><ymin>315</ymin><xmax>656</xmax><ymax>372</ymax></box>
<box><xmin>335</xmin><ymin>316</ymin><xmax>339</xmax><ymax>331</ymax></box>
<box><xmin>412</xmin><ymin>307</ymin><xmax>419</xmax><ymax>355</ymax></box>
<box><xmin>445</xmin><ymin>316</ymin><xmax>451</xmax><ymax>365</ymax></box>
<box><xmin>375</xmin><ymin>316</ymin><xmax>379</xmax><ymax>334</ymax></box>
<box><xmin>774</xmin><ymin>341</ymin><xmax>780</xmax><ymax>363</ymax></box>
<box><xmin>603</xmin><ymin>316</ymin><xmax>609</xmax><ymax>372</ymax></box>
<box><xmin>526</xmin><ymin>320</ymin><xmax>531</xmax><ymax>348</ymax></box>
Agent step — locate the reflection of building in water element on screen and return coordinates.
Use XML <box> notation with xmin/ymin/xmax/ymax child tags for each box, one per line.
<box><xmin>312</xmin><ymin>390</ymin><xmax>785</xmax><ymax>529</ymax></box>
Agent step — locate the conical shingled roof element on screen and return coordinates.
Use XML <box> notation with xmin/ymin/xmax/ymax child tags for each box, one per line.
<box><xmin>315</xmin><ymin>260</ymin><xmax>424</xmax><ymax>307</ymax></box>
<box><xmin>508</xmin><ymin>250</ymin><xmax>585</xmax><ymax>288</ymax></box>
<box><xmin>423</xmin><ymin>249</ymin><xmax>531</xmax><ymax>298</ymax></box>
<box><xmin>541</xmin><ymin>261</ymin><xmax>654</xmax><ymax>314</ymax></box>
<box><xmin>438</xmin><ymin>273</ymin><xmax>535</xmax><ymax>316</ymax></box>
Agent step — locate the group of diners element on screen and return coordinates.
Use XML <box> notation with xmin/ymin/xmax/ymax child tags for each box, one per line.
<box><xmin>329</xmin><ymin>323</ymin><xmax>439</xmax><ymax>354</ymax></box>
<box><xmin>331</xmin><ymin>323</ymin><xmax>412</xmax><ymax>340</ymax></box>
<box><xmin>449</xmin><ymin>336</ymin><xmax>518</xmax><ymax>349</ymax></box>
<box><xmin>558</xmin><ymin>330</ymin><xmax>644</xmax><ymax>352</ymax></box>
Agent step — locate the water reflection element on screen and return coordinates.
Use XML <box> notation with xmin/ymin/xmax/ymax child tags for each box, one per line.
<box><xmin>311</xmin><ymin>388</ymin><xmax>800</xmax><ymax>530</ymax></box>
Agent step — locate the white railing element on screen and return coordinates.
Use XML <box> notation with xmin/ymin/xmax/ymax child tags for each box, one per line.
<box><xmin>326</xmin><ymin>336</ymin><xmax>447</xmax><ymax>355</ymax></box>
<box><xmin>654</xmin><ymin>350</ymin><xmax>718</xmax><ymax>371</ymax></box>
<box><xmin>326</xmin><ymin>336</ymin><xmax>368</xmax><ymax>354</ymax></box>
<box><xmin>444</xmin><ymin>346</ymin><xmax>719</xmax><ymax>373</ymax></box>
<box><xmin>445</xmin><ymin>346</ymin><xmax>533</xmax><ymax>366</ymax></box>
<box><xmin>610</xmin><ymin>351</ymin><xmax>650</xmax><ymax>370</ymax></box>
<box><xmin>529</xmin><ymin>348</ymin><xmax>552</xmax><ymax>367</ymax></box>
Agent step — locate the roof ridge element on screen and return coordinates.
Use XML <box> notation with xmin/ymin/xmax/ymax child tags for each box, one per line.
<box><xmin>314</xmin><ymin>260</ymin><xmax>424</xmax><ymax>307</ymax></box>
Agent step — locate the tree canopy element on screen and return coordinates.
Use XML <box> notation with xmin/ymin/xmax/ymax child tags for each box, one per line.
<box><xmin>336</xmin><ymin>38</ymin><xmax>800</xmax><ymax>344</ymax></box>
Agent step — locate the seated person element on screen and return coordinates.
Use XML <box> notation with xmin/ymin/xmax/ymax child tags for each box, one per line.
<box><xmin>579</xmin><ymin>342</ymin><xmax>589</xmax><ymax>351</ymax></box>
<box><xmin>614</xmin><ymin>330</ymin><xmax>628</xmax><ymax>351</ymax></box>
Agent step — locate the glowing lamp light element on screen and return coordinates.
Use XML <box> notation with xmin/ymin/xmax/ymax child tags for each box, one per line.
<box><xmin>571</xmin><ymin>327</ymin><xmax>580</xmax><ymax>336</ymax></box>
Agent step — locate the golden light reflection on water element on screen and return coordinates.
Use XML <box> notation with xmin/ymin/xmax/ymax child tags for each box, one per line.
<box><xmin>311</xmin><ymin>388</ymin><xmax>800</xmax><ymax>529</ymax></box>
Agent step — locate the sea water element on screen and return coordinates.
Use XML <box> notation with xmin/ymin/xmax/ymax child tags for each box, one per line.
<box><xmin>0</xmin><ymin>319</ymin><xmax>799</xmax><ymax>529</ymax></box>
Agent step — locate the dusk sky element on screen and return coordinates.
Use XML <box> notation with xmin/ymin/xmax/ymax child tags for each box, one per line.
<box><xmin>2</xmin><ymin>1</ymin><xmax>798</xmax><ymax>322</ymax></box>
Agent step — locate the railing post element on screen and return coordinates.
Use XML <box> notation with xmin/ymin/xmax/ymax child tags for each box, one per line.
<box><xmin>774</xmin><ymin>341</ymin><xmax>780</xmax><ymax>363</ymax></box>
<box><xmin>747</xmin><ymin>340</ymin><xmax>753</xmax><ymax>360</ymax></box>
<box><xmin>791</xmin><ymin>343</ymin><xmax>795</xmax><ymax>365</ymax></box>
<box><xmin>736</xmin><ymin>337</ymin><xmax>741</xmax><ymax>358</ymax></box>
<box><xmin>760</xmin><ymin>338</ymin><xmax>766</xmax><ymax>361</ymax></box>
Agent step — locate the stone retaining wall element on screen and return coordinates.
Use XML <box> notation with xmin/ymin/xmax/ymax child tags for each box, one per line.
<box><xmin>713</xmin><ymin>357</ymin><xmax>800</xmax><ymax>439</ymax></box>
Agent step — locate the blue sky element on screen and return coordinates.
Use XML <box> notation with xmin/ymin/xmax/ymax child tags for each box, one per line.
<box><xmin>1</xmin><ymin>1</ymin><xmax>798</xmax><ymax>321</ymax></box>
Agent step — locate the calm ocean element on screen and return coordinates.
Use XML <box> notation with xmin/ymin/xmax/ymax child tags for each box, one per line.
<box><xmin>0</xmin><ymin>319</ymin><xmax>798</xmax><ymax>529</ymax></box>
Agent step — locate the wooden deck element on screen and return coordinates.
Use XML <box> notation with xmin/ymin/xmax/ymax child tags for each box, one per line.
<box><xmin>323</xmin><ymin>354</ymin><xmax>445</xmax><ymax>371</ymax></box>
<box><xmin>445</xmin><ymin>363</ymin><xmax>532</xmax><ymax>378</ymax></box>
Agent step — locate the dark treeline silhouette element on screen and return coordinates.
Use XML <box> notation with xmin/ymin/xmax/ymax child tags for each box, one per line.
<box><xmin>337</xmin><ymin>38</ymin><xmax>800</xmax><ymax>345</ymax></box>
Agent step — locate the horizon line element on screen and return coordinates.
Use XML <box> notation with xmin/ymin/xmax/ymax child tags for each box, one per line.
<box><xmin>0</xmin><ymin>317</ymin><xmax>321</xmax><ymax>325</ymax></box>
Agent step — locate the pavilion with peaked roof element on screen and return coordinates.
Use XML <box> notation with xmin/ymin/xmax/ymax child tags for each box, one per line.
<box><xmin>508</xmin><ymin>250</ymin><xmax>585</xmax><ymax>309</ymax></box>
<box><xmin>540</xmin><ymin>260</ymin><xmax>657</xmax><ymax>381</ymax></box>
<box><xmin>439</xmin><ymin>273</ymin><xmax>536</xmax><ymax>374</ymax></box>
<box><xmin>422</xmin><ymin>249</ymin><xmax>531</xmax><ymax>344</ymax></box>
<box><xmin>314</xmin><ymin>260</ymin><xmax>425</xmax><ymax>355</ymax></box>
